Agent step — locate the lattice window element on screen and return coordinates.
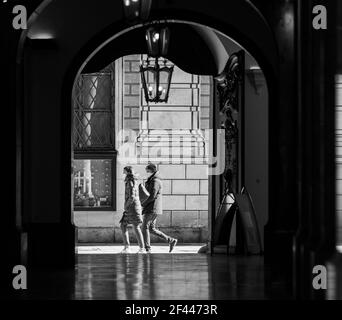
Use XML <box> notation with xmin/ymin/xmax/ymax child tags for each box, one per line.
<box><xmin>73</xmin><ymin>73</ymin><xmax>114</xmax><ymax>150</ymax></box>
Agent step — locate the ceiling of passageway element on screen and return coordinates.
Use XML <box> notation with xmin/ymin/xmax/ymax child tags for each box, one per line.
<box><xmin>25</xmin><ymin>0</ymin><xmax>274</xmax><ymax>76</ymax></box>
<box><xmin>82</xmin><ymin>23</ymin><xmax>230</xmax><ymax>76</ymax></box>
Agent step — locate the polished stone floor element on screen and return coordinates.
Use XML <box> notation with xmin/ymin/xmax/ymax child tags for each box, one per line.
<box><xmin>74</xmin><ymin>254</ymin><xmax>270</xmax><ymax>300</ymax></box>
<box><xmin>15</xmin><ymin>247</ymin><xmax>293</xmax><ymax>300</ymax></box>
<box><xmin>8</xmin><ymin>245</ymin><xmax>342</xmax><ymax>300</ymax></box>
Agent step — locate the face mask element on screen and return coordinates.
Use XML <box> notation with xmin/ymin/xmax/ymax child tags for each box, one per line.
<box><xmin>146</xmin><ymin>172</ymin><xmax>153</xmax><ymax>178</ymax></box>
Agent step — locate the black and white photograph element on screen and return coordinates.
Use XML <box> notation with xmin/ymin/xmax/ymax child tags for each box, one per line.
<box><xmin>1</xmin><ymin>0</ymin><xmax>342</xmax><ymax>313</ymax></box>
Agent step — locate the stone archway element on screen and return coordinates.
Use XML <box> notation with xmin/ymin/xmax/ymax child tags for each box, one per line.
<box><xmin>69</xmin><ymin>19</ymin><xmax>269</xmax><ymax>253</ymax></box>
<box><xmin>17</xmin><ymin>0</ymin><xmax>278</xmax><ymax>267</ymax></box>
<box><xmin>5</xmin><ymin>0</ymin><xmax>337</xmax><ymax>300</ymax></box>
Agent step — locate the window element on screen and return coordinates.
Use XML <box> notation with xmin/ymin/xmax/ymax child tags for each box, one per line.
<box><xmin>73</xmin><ymin>71</ymin><xmax>116</xmax><ymax>211</ymax></box>
<box><xmin>73</xmin><ymin>157</ymin><xmax>115</xmax><ymax>210</ymax></box>
<box><xmin>73</xmin><ymin>73</ymin><xmax>114</xmax><ymax>150</ymax></box>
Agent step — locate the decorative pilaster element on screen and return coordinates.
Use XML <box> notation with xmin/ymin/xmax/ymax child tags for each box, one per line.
<box><xmin>136</xmin><ymin>57</ymin><xmax>206</xmax><ymax>163</ymax></box>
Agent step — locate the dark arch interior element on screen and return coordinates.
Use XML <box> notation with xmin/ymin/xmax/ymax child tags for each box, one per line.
<box><xmin>12</xmin><ymin>0</ymin><xmax>340</xmax><ymax>301</ymax></box>
<box><xmin>16</xmin><ymin>0</ymin><xmax>275</xmax><ymax>265</ymax></box>
<box><xmin>24</xmin><ymin>0</ymin><xmax>279</xmax><ymax>81</ymax></box>
<box><xmin>83</xmin><ymin>23</ymin><xmax>229</xmax><ymax>75</ymax></box>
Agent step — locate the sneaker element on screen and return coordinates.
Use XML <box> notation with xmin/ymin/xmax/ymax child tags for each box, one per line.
<box><xmin>169</xmin><ymin>238</ymin><xmax>178</xmax><ymax>253</ymax></box>
<box><xmin>120</xmin><ymin>247</ymin><xmax>131</xmax><ymax>254</ymax></box>
<box><xmin>146</xmin><ymin>249</ymin><xmax>152</xmax><ymax>254</ymax></box>
<box><xmin>137</xmin><ymin>248</ymin><xmax>146</xmax><ymax>254</ymax></box>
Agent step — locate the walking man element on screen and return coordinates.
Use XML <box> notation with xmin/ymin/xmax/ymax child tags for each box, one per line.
<box><xmin>141</xmin><ymin>163</ymin><xmax>178</xmax><ymax>253</ymax></box>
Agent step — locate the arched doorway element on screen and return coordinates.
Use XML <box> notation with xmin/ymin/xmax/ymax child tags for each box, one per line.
<box><xmin>17</xmin><ymin>0</ymin><xmax>277</xmax><ymax>267</ymax></box>
<box><xmin>70</xmin><ymin>22</ymin><xmax>269</xmax><ymax>254</ymax></box>
<box><xmin>7</xmin><ymin>0</ymin><xmax>339</xmax><ymax>301</ymax></box>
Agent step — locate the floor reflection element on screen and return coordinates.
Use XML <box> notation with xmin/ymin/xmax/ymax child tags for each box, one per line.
<box><xmin>12</xmin><ymin>250</ymin><xmax>341</xmax><ymax>300</ymax></box>
<box><xmin>75</xmin><ymin>254</ymin><xmax>269</xmax><ymax>300</ymax></box>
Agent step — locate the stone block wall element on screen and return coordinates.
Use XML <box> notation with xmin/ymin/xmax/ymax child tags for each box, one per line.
<box><xmin>155</xmin><ymin>163</ymin><xmax>208</xmax><ymax>241</ymax></box>
<box><xmin>123</xmin><ymin>55</ymin><xmax>141</xmax><ymax>134</ymax></box>
<box><xmin>200</xmin><ymin>76</ymin><xmax>211</xmax><ymax>131</ymax></box>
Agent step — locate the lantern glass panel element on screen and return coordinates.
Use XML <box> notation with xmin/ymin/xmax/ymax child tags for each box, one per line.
<box><xmin>159</xmin><ymin>70</ymin><xmax>169</xmax><ymax>84</ymax></box>
<box><xmin>140</xmin><ymin>56</ymin><xmax>173</xmax><ymax>103</ymax></box>
<box><xmin>145</xmin><ymin>68</ymin><xmax>158</xmax><ymax>100</ymax></box>
<box><xmin>158</xmin><ymin>69</ymin><xmax>171</xmax><ymax>101</ymax></box>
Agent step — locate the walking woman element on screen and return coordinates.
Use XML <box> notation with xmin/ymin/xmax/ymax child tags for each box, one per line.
<box><xmin>120</xmin><ymin>166</ymin><xmax>145</xmax><ymax>254</ymax></box>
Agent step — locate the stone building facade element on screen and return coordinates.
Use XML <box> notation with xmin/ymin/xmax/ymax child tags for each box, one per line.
<box><xmin>74</xmin><ymin>54</ymin><xmax>212</xmax><ymax>243</ymax></box>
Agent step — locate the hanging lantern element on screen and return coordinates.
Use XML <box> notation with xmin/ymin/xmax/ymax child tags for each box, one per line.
<box><xmin>122</xmin><ymin>0</ymin><xmax>152</xmax><ymax>21</ymax></box>
<box><xmin>141</xmin><ymin>25</ymin><xmax>173</xmax><ymax>103</ymax></box>
<box><xmin>140</xmin><ymin>57</ymin><xmax>174</xmax><ymax>103</ymax></box>
<box><xmin>145</xmin><ymin>26</ymin><xmax>170</xmax><ymax>57</ymax></box>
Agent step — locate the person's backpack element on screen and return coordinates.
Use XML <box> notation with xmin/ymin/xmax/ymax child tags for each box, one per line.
<box><xmin>139</xmin><ymin>183</ymin><xmax>150</xmax><ymax>204</ymax></box>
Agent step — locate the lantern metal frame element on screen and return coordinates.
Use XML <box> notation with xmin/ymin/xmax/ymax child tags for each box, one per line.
<box><xmin>140</xmin><ymin>57</ymin><xmax>174</xmax><ymax>103</ymax></box>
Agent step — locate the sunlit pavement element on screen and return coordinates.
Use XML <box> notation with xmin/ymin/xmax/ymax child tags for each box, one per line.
<box><xmin>77</xmin><ymin>244</ymin><xmax>342</xmax><ymax>254</ymax></box>
<box><xmin>77</xmin><ymin>243</ymin><xmax>205</xmax><ymax>254</ymax></box>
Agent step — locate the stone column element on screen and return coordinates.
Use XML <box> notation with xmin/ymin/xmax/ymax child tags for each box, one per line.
<box><xmin>293</xmin><ymin>0</ymin><xmax>337</xmax><ymax>299</ymax></box>
<box><xmin>258</xmin><ymin>0</ymin><xmax>297</xmax><ymax>297</ymax></box>
<box><xmin>327</xmin><ymin>1</ymin><xmax>342</xmax><ymax>300</ymax></box>
<box><xmin>336</xmin><ymin>76</ymin><xmax>342</xmax><ymax>247</ymax></box>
